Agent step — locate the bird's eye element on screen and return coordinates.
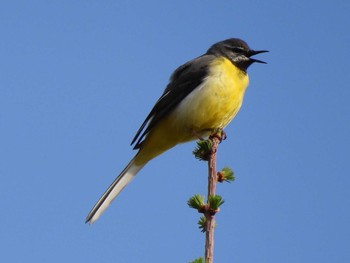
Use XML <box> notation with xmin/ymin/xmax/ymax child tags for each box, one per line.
<box><xmin>232</xmin><ymin>47</ymin><xmax>244</xmax><ymax>53</ymax></box>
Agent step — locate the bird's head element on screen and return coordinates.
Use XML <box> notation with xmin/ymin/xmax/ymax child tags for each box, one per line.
<box><xmin>207</xmin><ymin>38</ymin><xmax>268</xmax><ymax>72</ymax></box>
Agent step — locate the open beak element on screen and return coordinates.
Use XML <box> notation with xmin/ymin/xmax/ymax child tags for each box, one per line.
<box><xmin>248</xmin><ymin>50</ymin><xmax>269</xmax><ymax>64</ymax></box>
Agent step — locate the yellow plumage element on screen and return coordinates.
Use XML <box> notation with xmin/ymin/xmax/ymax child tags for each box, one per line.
<box><xmin>86</xmin><ymin>38</ymin><xmax>267</xmax><ymax>224</ymax></box>
<box><xmin>135</xmin><ymin>57</ymin><xmax>249</xmax><ymax>165</ymax></box>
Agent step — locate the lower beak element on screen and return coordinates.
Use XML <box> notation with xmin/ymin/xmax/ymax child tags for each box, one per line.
<box><xmin>248</xmin><ymin>50</ymin><xmax>269</xmax><ymax>64</ymax></box>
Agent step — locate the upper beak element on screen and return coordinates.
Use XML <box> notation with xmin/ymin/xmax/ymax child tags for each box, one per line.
<box><xmin>248</xmin><ymin>50</ymin><xmax>269</xmax><ymax>64</ymax></box>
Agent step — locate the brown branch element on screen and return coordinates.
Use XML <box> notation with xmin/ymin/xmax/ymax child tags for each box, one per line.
<box><xmin>205</xmin><ymin>135</ymin><xmax>220</xmax><ymax>263</ymax></box>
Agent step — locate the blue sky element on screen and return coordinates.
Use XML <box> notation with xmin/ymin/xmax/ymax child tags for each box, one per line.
<box><xmin>1</xmin><ymin>1</ymin><xmax>349</xmax><ymax>262</ymax></box>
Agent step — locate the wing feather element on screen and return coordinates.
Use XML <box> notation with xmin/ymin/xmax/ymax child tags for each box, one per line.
<box><xmin>131</xmin><ymin>54</ymin><xmax>215</xmax><ymax>149</ymax></box>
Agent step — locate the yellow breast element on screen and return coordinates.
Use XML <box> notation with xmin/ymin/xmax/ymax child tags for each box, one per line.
<box><xmin>174</xmin><ymin>56</ymin><xmax>249</xmax><ymax>132</ymax></box>
<box><xmin>135</xmin><ymin>56</ymin><xmax>249</xmax><ymax>164</ymax></box>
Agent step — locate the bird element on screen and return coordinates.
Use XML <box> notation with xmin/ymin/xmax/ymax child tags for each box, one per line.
<box><xmin>86</xmin><ymin>38</ymin><xmax>268</xmax><ymax>224</ymax></box>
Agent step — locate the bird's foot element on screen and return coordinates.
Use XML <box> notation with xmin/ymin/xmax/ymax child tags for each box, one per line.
<box><xmin>209</xmin><ymin>129</ymin><xmax>227</xmax><ymax>143</ymax></box>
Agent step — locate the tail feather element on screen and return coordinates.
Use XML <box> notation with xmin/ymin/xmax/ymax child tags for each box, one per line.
<box><xmin>86</xmin><ymin>157</ymin><xmax>144</xmax><ymax>224</ymax></box>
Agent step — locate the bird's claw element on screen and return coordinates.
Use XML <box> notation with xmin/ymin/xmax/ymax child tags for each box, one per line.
<box><xmin>209</xmin><ymin>129</ymin><xmax>227</xmax><ymax>143</ymax></box>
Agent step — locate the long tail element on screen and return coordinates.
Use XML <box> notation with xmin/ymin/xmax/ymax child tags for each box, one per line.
<box><xmin>85</xmin><ymin>157</ymin><xmax>145</xmax><ymax>224</ymax></box>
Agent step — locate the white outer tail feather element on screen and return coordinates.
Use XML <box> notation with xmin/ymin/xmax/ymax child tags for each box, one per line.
<box><xmin>86</xmin><ymin>158</ymin><xmax>145</xmax><ymax>224</ymax></box>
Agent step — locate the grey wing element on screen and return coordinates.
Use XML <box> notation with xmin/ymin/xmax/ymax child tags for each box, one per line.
<box><xmin>131</xmin><ymin>54</ymin><xmax>215</xmax><ymax>149</ymax></box>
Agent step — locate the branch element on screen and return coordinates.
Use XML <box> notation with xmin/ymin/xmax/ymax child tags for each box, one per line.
<box><xmin>189</xmin><ymin>130</ymin><xmax>232</xmax><ymax>263</ymax></box>
<box><xmin>205</xmin><ymin>134</ymin><xmax>220</xmax><ymax>263</ymax></box>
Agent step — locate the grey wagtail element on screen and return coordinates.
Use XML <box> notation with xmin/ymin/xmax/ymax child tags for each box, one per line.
<box><xmin>86</xmin><ymin>38</ymin><xmax>268</xmax><ymax>224</ymax></box>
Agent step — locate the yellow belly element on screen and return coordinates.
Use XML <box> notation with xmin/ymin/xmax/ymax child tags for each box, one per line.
<box><xmin>173</xmin><ymin>56</ymin><xmax>249</xmax><ymax>132</ymax></box>
<box><xmin>135</xmin><ymin>56</ymin><xmax>249</xmax><ymax>165</ymax></box>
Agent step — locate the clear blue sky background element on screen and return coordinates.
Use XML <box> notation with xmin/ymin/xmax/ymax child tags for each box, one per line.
<box><xmin>1</xmin><ymin>1</ymin><xmax>349</xmax><ymax>262</ymax></box>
